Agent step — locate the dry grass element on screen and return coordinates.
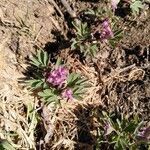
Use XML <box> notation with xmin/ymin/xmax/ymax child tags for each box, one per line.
<box><xmin>0</xmin><ymin>45</ymin><xmax>36</xmax><ymax>149</ymax></box>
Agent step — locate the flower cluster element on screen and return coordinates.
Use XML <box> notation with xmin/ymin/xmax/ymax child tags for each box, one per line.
<box><xmin>47</xmin><ymin>67</ymin><xmax>68</xmax><ymax>87</ymax></box>
<box><xmin>100</xmin><ymin>19</ymin><xmax>113</xmax><ymax>41</ymax></box>
<box><xmin>62</xmin><ymin>88</ymin><xmax>73</xmax><ymax>100</ymax></box>
<box><xmin>93</xmin><ymin>19</ymin><xmax>113</xmax><ymax>42</ymax></box>
<box><xmin>47</xmin><ymin>67</ymin><xmax>73</xmax><ymax>100</ymax></box>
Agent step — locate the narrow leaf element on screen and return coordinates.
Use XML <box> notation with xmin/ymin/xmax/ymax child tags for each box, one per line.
<box><xmin>43</xmin><ymin>51</ymin><xmax>49</xmax><ymax>66</ymax></box>
<box><xmin>0</xmin><ymin>140</ymin><xmax>15</xmax><ymax>150</ymax></box>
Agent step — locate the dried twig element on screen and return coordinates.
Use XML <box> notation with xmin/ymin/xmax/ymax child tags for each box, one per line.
<box><xmin>60</xmin><ymin>0</ymin><xmax>76</xmax><ymax>18</ymax></box>
<box><xmin>47</xmin><ymin>0</ymin><xmax>64</xmax><ymax>18</ymax></box>
<box><xmin>103</xmin><ymin>64</ymin><xmax>136</xmax><ymax>83</ymax></box>
<box><xmin>60</xmin><ymin>0</ymin><xmax>79</xmax><ymax>24</ymax></box>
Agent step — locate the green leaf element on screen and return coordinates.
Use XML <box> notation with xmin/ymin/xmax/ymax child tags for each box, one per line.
<box><xmin>73</xmin><ymin>86</ymin><xmax>85</xmax><ymax>95</ymax></box>
<box><xmin>43</xmin><ymin>82</ymin><xmax>49</xmax><ymax>89</ymax></box>
<box><xmin>72</xmin><ymin>73</ymin><xmax>80</xmax><ymax>82</ymax></box>
<box><xmin>74</xmin><ymin>90</ymin><xmax>84</xmax><ymax>95</ymax></box>
<box><xmin>88</xmin><ymin>43</ymin><xmax>98</xmax><ymax>57</ymax></box>
<box><xmin>123</xmin><ymin>122</ymin><xmax>138</xmax><ymax>133</ymax></box>
<box><xmin>109</xmin><ymin>39</ymin><xmax>116</xmax><ymax>48</ymax></box>
<box><xmin>116</xmin><ymin>119</ymin><xmax>122</xmax><ymax>131</ymax></box>
<box><xmin>44</xmin><ymin>89</ymin><xmax>53</xmax><ymax>95</ymax></box>
<box><xmin>73</xmin><ymin>94</ymin><xmax>83</xmax><ymax>100</ymax></box>
<box><xmin>0</xmin><ymin>140</ymin><xmax>15</xmax><ymax>150</ymax></box>
<box><xmin>119</xmin><ymin>138</ymin><xmax>127</xmax><ymax>149</ymax></box>
<box><xmin>114</xmin><ymin>29</ymin><xmax>123</xmax><ymax>38</ymax></box>
<box><xmin>47</xmin><ymin>96</ymin><xmax>57</xmax><ymax>102</ymax></box>
<box><xmin>130</xmin><ymin>0</ymin><xmax>143</xmax><ymax>15</ymax></box>
<box><xmin>43</xmin><ymin>51</ymin><xmax>49</xmax><ymax>66</ymax></box>
<box><xmin>38</xmin><ymin>91</ymin><xmax>47</xmax><ymax>97</ymax></box>
<box><xmin>114</xmin><ymin>139</ymin><xmax>123</xmax><ymax>150</ymax></box>
<box><xmin>67</xmin><ymin>73</ymin><xmax>80</xmax><ymax>86</ymax></box>
<box><xmin>30</xmin><ymin>57</ymin><xmax>40</xmax><ymax>67</ymax></box>
<box><xmin>38</xmin><ymin>89</ymin><xmax>52</xmax><ymax>97</ymax></box>
<box><xmin>38</xmin><ymin>88</ymin><xmax>59</xmax><ymax>103</ymax></box>
<box><xmin>31</xmin><ymin>50</ymin><xmax>49</xmax><ymax>68</ymax></box>
<box><xmin>71</xmin><ymin>39</ymin><xmax>78</xmax><ymax>50</ymax></box>
<box><xmin>27</xmin><ymin>79</ymin><xmax>39</xmax><ymax>86</ymax></box>
<box><xmin>55</xmin><ymin>57</ymin><xmax>62</xmax><ymax>68</ymax></box>
<box><xmin>27</xmin><ymin>79</ymin><xmax>44</xmax><ymax>89</ymax></box>
<box><xmin>35</xmin><ymin>81</ymin><xmax>43</xmax><ymax>88</ymax></box>
<box><xmin>75</xmin><ymin>78</ymin><xmax>87</xmax><ymax>85</ymax></box>
<box><xmin>72</xmin><ymin>21</ymin><xmax>90</xmax><ymax>41</ymax></box>
<box><xmin>37</xmin><ymin>50</ymin><xmax>43</xmax><ymax>64</ymax></box>
<box><xmin>80</xmin><ymin>45</ymin><xmax>85</xmax><ymax>53</ymax></box>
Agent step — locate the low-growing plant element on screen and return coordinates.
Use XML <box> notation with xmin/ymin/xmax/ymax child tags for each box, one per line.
<box><xmin>130</xmin><ymin>0</ymin><xmax>144</xmax><ymax>15</ymax></box>
<box><xmin>92</xmin><ymin>18</ymin><xmax>123</xmax><ymax>48</ymax></box>
<box><xmin>95</xmin><ymin>111</ymin><xmax>150</xmax><ymax>149</ymax></box>
<box><xmin>111</xmin><ymin>0</ymin><xmax>144</xmax><ymax>15</ymax></box>
<box><xmin>27</xmin><ymin>50</ymin><xmax>88</xmax><ymax>105</ymax></box>
<box><xmin>71</xmin><ymin>22</ymin><xmax>98</xmax><ymax>57</ymax></box>
<box><xmin>71</xmin><ymin>11</ymin><xmax>123</xmax><ymax>57</ymax></box>
<box><xmin>72</xmin><ymin>22</ymin><xmax>91</xmax><ymax>41</ymax></box>
<box><xmin>84</xmin><ymin>7</ymin><xmax>111</xmax><ymax>19</ymax></box>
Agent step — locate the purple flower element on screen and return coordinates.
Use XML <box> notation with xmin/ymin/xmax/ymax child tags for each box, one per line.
<box><xmin>104</xmin><ymin>122</ymin><xmax>114</xmax><ymax>136</ymax></box>
<box><xmin>136</xmin><ymin>126</ymin><xmax>150</xmax><ymax>142</ymax></box>
<box><xmin>47</xmin><ymin>67</ymin><xmax>68</xmax><ymax>87</ymax></box>
<box><xmin>100</xmin><ymin>19</ymin><xmax>113</xmax><ymax>41</ymax></box>
<box><xmin>61</xmin><ymin>89</ymin><xmax>73</xmax><ymax>100</ymax></box>
<box><xmin>102</xmin><ymin>20</ymin><xmax>109</xmax><ymax>28</ymax></box>
<box><xmin>111</xmin><ymin>0</ymin><xmax>120</xmax><ymax>11</ymax></box>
